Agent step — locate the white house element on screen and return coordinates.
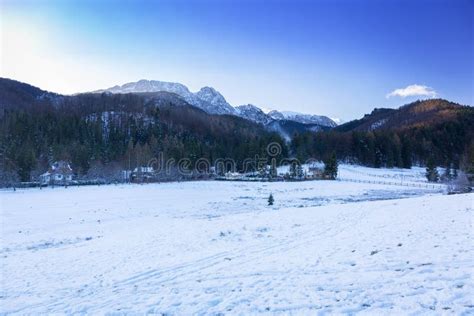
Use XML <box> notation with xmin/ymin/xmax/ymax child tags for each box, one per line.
<box><xmin>40</xmin><ymin>161</ymin><xmax>74</xmax><ymax>185</ymax></box>
<box><xmin>224</xmin><ymin>171</ymin><xmax>243</xmax><ymax>180</ymax></box>
<box><xmin>307</xmin><ymin>162</ymin><xmax>325</xmax><ymax>179</ymax></box>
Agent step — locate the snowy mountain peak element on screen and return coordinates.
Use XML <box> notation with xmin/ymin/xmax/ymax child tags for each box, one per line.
<box><xmin>195</xmin><ymin>86</ymin><xmax>235</xmax><ymax>115</ymax></box>
<box><xmin>100</xmin><ymin>79</ymin><xmax>192</xmax><ymax>96</ymax></box>
<box><xmin>269</xmin><ymin>110</ymin><xmax>337</xmax><ymax>127</ymax></box>
<box><xmin>197</xmin><ymin>86</ymin><xmax>221</xmax><ymax>97</ymax></box>
<box><xmin>267</xmin><ymin>110</ymin><xmax>285</xmax><ymax>121</ymax></box>
<box><xmin>95</xmin><ymin>80</ymin><xmax>236</xmax><ymax>115</ymax></box>
<box><xmin>236</xmin><ymin>104</ymin><xmax>273</xmax><ymax>125</ymax></box>
<box><xmin>236</xmin><ymin>104</ymin><xmax>262</xmax><ymax>112</ymax></box>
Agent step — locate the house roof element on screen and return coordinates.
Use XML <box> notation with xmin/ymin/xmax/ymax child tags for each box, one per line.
<box><xmin>49</xmin><ymin>161</ymin><xmax>73</xmax><ymax>175</ymax></box>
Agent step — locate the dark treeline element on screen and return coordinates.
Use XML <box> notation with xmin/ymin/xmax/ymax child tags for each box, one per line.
<box><xmin>0</xmin><ymin>92</ymin><xmax>285</xmax><ymax>182</ymax></box>
<box><xmin>291</xmin><ymin>107</ymin><xmax>474</xmax><ymax>170</ymax></box>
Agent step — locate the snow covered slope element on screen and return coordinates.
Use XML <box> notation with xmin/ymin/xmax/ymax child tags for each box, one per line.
<box><xmin>235</xmin><ymin>104</ymin><xmax>273</xmax><ymax>125</ymax></box>
<box><xmin>2</xmin><ymin>166</ymin><xmax>472</xmax><ymax>314</ymax></box>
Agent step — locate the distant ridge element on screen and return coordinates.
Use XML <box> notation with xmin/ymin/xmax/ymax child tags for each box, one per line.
<box><xmin>94</xmin><ymin>79</ymin><xmax>337</xmax><ymax>130</ymax></box>
<box><xmin>335</xmin><ymin>99</ymin><xmax>470</xmax><ymax>132</ymax></box>
<box><xmin>94</xmin><ymin>79</ymin><xmax>236</xmax><ymax>115</ymax></box>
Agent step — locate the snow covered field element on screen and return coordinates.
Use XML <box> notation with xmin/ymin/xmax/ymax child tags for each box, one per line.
<box><xmin>1</xmin><ymin>166</ymin><xmax>473</xmax><ymax>314</ymax></box>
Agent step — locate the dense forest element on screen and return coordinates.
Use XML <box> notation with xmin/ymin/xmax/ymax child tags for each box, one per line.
<box><xmin>0</xmin><ymin>79</ymin><xmax>285</xmax><ymax>183</ymax></box>
<box><xmin>291</xmin><ymin>100</ymin><xmax>474</xmax><ymax>171</ymax></box>
<box><xmin>1</xmin><ymin>79</ymin><xmax>473</xmax><ymax>184</ymax></box>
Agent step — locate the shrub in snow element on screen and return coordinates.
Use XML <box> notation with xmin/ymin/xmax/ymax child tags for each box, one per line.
<box><xmin>268</xmin><ymin>193</ymin><xmax>274</xmax><ymax>206</ymax></box>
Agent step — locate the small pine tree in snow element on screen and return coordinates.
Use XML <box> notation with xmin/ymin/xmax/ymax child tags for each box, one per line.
<box><xmin>426</xmin><ymin>158</ymin><xmax>439</xmax><ymax>182</ymax></box>
<box><xmin>268</xmin><ymin>193</ymin><xmax>274</xmax><ymax>206</ymax></box>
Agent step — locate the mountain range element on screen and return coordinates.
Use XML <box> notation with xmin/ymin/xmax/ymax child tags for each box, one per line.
<box><xmin>1</xmin><ymin>78</ymin><xmax>470</xmax><ymax>135</ymax></box>
<box><xmin>95</xmin><ymin>79</ymin><xmax>337</xmax><ymax>136</ymax></box>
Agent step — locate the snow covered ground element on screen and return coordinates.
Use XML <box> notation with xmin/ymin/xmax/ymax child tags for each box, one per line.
<box><xmin>1</xmin><ymin>166</ymin><xmax>473</xmax><ymax>314</ymax></box>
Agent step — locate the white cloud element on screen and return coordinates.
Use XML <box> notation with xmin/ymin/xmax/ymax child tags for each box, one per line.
<box><xmin>386</xmin><ymin>84</ymin><xmax>437</xmax><ymax>99</ymax></box>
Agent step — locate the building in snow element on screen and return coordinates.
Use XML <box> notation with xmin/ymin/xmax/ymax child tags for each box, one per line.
<box><xmin>224</xmin><ymin>171</ymin><xmax>243</xmax><ymax>180</ymax></box>
<box><xmin>40</xmin><ymin>161</ymin><xmax>74</xmax><ymax>185</ymax></box>
<box><xmin>296</xmin><ymin>160</ymin><xmax>324</xmax><ymax>180</ymax></box>
<box><xmin>131</xmin><ymin>166</ymin><xmax>155</xmax><ymax>183</ymax></box>
<box><xmin>307</xmin><ymin>165</ymin><xmax>325</xmax><ymax>179</ymax></box>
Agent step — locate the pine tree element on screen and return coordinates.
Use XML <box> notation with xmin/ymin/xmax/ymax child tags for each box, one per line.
<box><xmin>269</xmin><ymin>164</ymin><xmax>277</xmax><ymax>179</ymax></box>
<box><xmin>453</xmin><ymin>168</ymin><xmax>458</xmax><ymax>179</ymax></box>
<box><xmin>426</xmin><ymin>158</ymin><xmax>439</xmax><ymax>182</ymax></box>
<box><xmin>443</xmin><ymin>164</ymin><xmax>452</xmax><ymax>181</ymax></box>
<box><xmin>268</xmin><ymin>193</ymin><xmax>274</xmax><ymax>206</ymax></box>
<box><xmin>289</xmin><ymin>163</ymin><xmax>297</xmax><ymax>178</ymax></box>
<box><xmin>324</xmin><ymin>152</ymin><xmax>338</xmax><ymax>180</ymax></box>
<box><xmin>16</xmin><ymin>146</ymin><xmax>36</xmax><ymax>182</ymax></box>
<box><xmin>401</xmin><ymin>137</ymin><xmax>412</xmax><ymax>169</ymax></box>
<box><xmin>296</xmin><ymin>164</ymin><xmax>304</xmax><ymax>179</ymax></box>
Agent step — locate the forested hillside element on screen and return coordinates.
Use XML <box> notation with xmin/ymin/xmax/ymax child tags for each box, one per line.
<box><xmin>291</xmin><ymin>99</ymin><xmax>474</xmax><ymax>170</ymax></box>
<box><xmin>0</xmin><ymin>79</ymin><xmax>284</xmax><ymax>182</ymax></box>
<box><xmin>1</xmin><ymin>78</ymin><xmax>473</xmax><ymax>184</ymax></box>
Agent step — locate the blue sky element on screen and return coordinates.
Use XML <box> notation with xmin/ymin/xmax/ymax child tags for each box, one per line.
<box><xmin>1</xmin><ymin>0</ymin><xmax>472</xmax><ymax>120</ymax></box>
